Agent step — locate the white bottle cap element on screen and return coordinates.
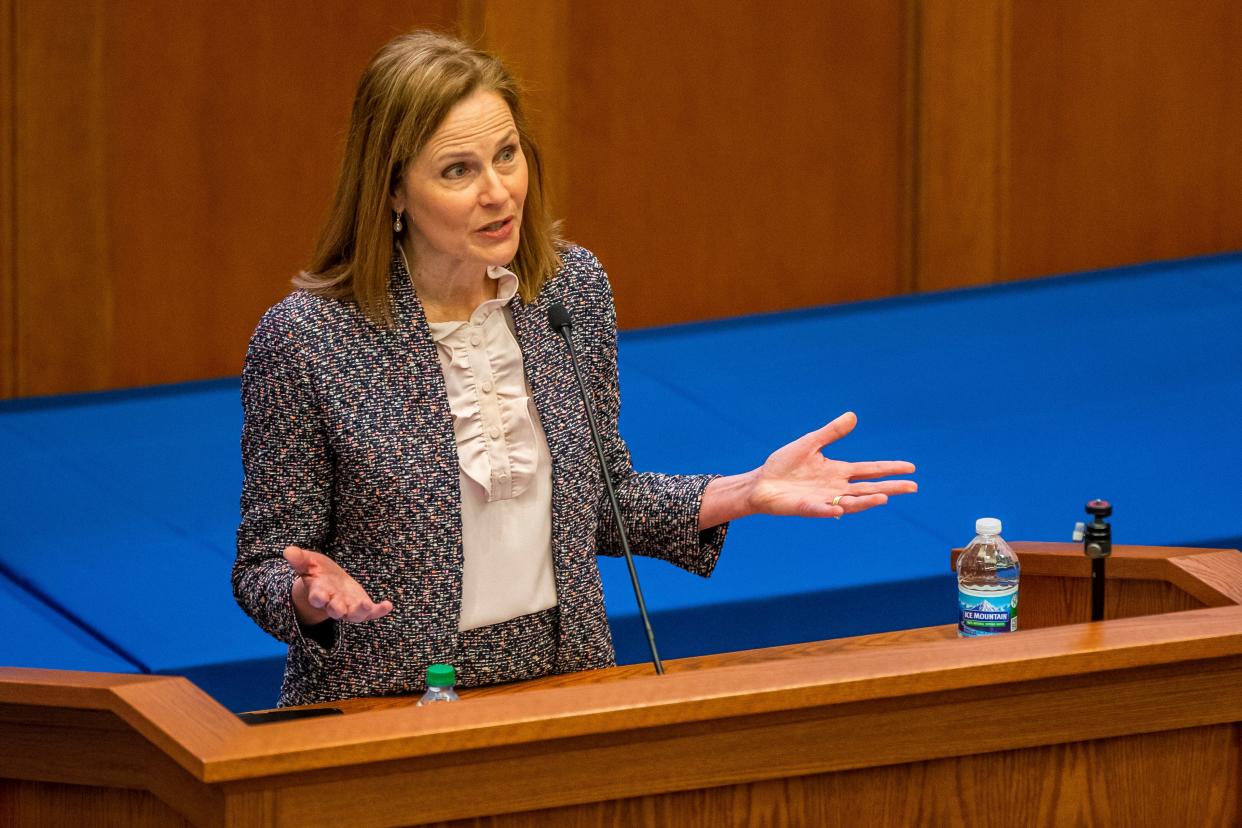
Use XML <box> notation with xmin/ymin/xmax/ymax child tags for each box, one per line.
<box><xmin>975</xmin><ymin>517</ymin><xmax>1002</xmax><ymax>535</ymax></box>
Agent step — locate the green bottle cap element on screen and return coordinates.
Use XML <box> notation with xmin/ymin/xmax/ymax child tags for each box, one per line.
<box><xmin>426</xmin><ymin>663</ymin><xmax>456</xmax><ymax>687</ymax></box>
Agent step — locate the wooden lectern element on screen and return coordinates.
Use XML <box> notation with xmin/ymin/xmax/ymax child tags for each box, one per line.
<box><xmin>2</xmin><ymin>543</ymin><xmax>1240</xmax><ymax>826</ymax></box>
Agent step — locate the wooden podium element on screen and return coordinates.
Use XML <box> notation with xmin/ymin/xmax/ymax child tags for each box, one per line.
<box><xmin>3</xmin><ymin>542</ymin><xmax>1240</xmax><ymax>827</ymax></box>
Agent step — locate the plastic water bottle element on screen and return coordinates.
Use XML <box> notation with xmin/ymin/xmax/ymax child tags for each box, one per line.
<box><xmin>415</xmin><ymin>663</ymin><xmax>460</xmax><ymax>705</ymax></box>
<box><xmin>957</xmin><ymin>518</ymin><xmax>1020</xmax><ymax>637</ymax></box>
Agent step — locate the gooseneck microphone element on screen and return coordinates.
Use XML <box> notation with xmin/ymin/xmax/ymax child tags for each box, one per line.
<box><xmin>548</xmin><ymin>302</ymin><xmax>664</xmax><ymax>675</ymax></box>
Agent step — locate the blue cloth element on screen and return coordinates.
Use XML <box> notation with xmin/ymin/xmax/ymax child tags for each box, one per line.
<box><xmin>2</xmin><ymin>570</ymin><xmax>137</xmax><ymax>673</ymax></box>
<box><xmin>3</xmin><ymin>251</ymin><xmax>1240</xmax><ymax>709</ymax></box>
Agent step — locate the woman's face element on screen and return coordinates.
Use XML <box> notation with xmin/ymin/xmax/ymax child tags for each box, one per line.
<box><xmin>392</xmin><ymin>89</ymin><xmax>528</xmax><ymax>277</ymax></box>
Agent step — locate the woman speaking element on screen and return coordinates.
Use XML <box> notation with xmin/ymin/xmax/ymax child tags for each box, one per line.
<box><xmin>233</xmin><ymin>30</ymin><xmax>917</xmax><ymax>707</ymax></box>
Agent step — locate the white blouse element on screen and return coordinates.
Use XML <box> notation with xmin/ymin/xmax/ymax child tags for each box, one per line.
<box><xmin>425</xmin><ymin>266</ymin><xmax>558</xmax><ymax>632</ymax></box>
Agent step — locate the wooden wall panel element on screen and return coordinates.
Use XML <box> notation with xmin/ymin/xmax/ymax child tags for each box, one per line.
<box><xmin>1020</xmin><ymin>575</ymin><xmax>1206</xmax><ymax>631</ymax></box>
<box><xmin>915</xmin><ymin>0</ymin><xmax>1011</xmax><ymax>292</ymax></box>
<box><xmin>0</xmin><ymin>0</ymin><xmax>13</xmax><ymax>397</ymax></box>
<box><xmin>14</xmin><ymin>0</ymin><xmax>112</xmax><ymax>396</ymax></box>
<box><xmin>7</xmin><ymin>2</ymin><xmax>1242</xmax><ymax>397</ymax></box>
<box><xmin>0</xmin><ymin>779</ymin><xmax>193</xmax><ymax>828</ymax></box>
<box><xmin>562</xmin><ymin>1</ymin><xmax>911</xmax><ymax>329</ymax></box>
<box><xmin>11</xmin><ymin>0</ymin><xmax>459</xmax><ymax>398</ymax></box>
<box><xmin>434</xmin><ymin>724</ymin><xmax>1239</xmax><ymax>827</ymax></box>
<box><xmin>1005</xmin><ymin>0</ymin><xmax>1242</xmax><ymax>281</ymax></box>
<box><xmin>917</xmin><ymin>0</ymin><xmax>1242</xmax><ymax>290</ymax></box>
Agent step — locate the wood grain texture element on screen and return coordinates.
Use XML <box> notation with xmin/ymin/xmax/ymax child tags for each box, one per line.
<box><xmin>0</xmin><ymin>665</ymin><xmax>176</xmax><ymax>701</ymax></box>
<box><xmin>1020</xmin><ymin>574</ymin><xmax>1205</xmax><ymax>630</ymax></box>
<box><xmin>14</xmin><ymin>0</ymin><xmax>112</xmax><ymax>396</ymax></box>
<box><xmin>0</xmin><ymin>0</ymin><xmax>13</xmax><ymax>398</ymax></box>
<box><xmin>917</xmin><ymin>0</ymin><xmax>1242</xmax><ymax>290</ymax></box>
<box><xmin>1169</xmin><ymin>550</ymin><xmax>1242</xmax><ymax>605</ymax></box>
<box><xmin>278</xmin><ymin>623</ymin><xmax>961</xmax><ymax>716</ymax></box>
<box><xmin>0</xmin><ymin>678</ymin><xmax>231</xmax><ymax>826</ymax></box>
<box><xmin>3</xmin><ymin>1</ymin><xmax>909</xmax><ymax>392</ymax></box>
<box><xmin>5</xmin><ymin>656</ymin><xmax>1240</xmax><ymax>827</ymax></box>
<box><xmin>2</xmin><ymin>545</ymin><xmax>1242</xmax><ymax>826</ymax></box>
<box><xmin>220</xmin><ymin>790</ymin><xmax>276</xmax><ymax>828</ymax></box>
<box><xmin>915</xmin><ymin>0</ymin><xmax>1012</xmax><ymax>291</ymax></box>
<box><xmin>227</xmin><ymin>657</ymin><xmax>1242</xmax><ymax>827</ymax></box>
<box><xmin>1008</xmin><ymin>540</ymin><xmax>1233</xmax><ymax>562</ymax></box>
<box><xmin>6</xmin><ymin>603</ymin><xmax>1241</xmax><ymax>785</ymax></box>
<box><xmin>1003</xmin><ymin>542</ymin><xmax>1242</xmax><ymax>609</ymax></box>
<box><xmin>9</xmin><ymin>1</ymin><xmax>458</xmax><ymax>398</ymax></box>
<box><xmin>1005</xmin><ymin>0</ymin><xmax>1242</xmax><ymax>280</ymax></box>
<box><xmin>563</xmin><ymin>0</ymin><xmax>910</xmax><ymax>329</ymax></box>
<box><xmin>958</xmin><ymin>542</ymin><xmax>1234</xmax><ymax>629</ymax></box>
<box><xmin>429</xmin><ymin>724</ymin><xmax>1238</xmax><ymax>827</ymax></box>
<box><xmin>0</xmin><ymin>718</ymin><xmax>220</xmax><ymax>826</ymax></box>
<box><xmin>8</xmin><ymin>4</ymin><xmax>1242</xmax><ymax>398</ymax></box>
<box><xmin>0</xmin><ymin>779</ymin><xmax>194</xmax><ymax>828</ymax></box>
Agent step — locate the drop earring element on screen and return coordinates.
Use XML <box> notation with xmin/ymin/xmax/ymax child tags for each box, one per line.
<box><xmin>393</xmin><ymin>211</ymin><xmax>403</xmax><ymax>233</ymax></box>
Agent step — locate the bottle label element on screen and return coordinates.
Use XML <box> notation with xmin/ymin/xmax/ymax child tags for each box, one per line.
<box><xmin>958</xmin><ymin>584</ymin><xmax>1019</xmax><ymax>634</ymax></box>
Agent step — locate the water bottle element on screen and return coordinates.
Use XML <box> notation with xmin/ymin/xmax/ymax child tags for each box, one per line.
<box><xmin>957</xmin><ymin>518</ymin><xmax>1020</xmax><ymax>637</ymax></box>
<box><xmin>416</xmin><ymin>663</ymin><xmax>460</xmax><ymax>705</ymax></box>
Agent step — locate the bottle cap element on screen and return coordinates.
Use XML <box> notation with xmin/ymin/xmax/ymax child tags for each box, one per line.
<box><xmin>975</xmin><ymin>517</ymin><xmax>1002</xmax><ymax>535</ymax></box>
<box><xmin>426</xmin><ymin>663</ymin><xmax>456</xmax><ymax>687</ymax></box>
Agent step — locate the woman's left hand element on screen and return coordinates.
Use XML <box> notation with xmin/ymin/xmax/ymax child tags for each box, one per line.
<box><xmin>699</xmin><ymin>411</ymin><xmax>917</xmax><ymax>527</ymax></box>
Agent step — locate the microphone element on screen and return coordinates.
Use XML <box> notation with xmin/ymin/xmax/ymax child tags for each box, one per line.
<box><xmin>547</xmin><ymin>302</ymin><xmax>573</xmax><ymax>334</ymax></box>
<box><xmin>548</xmin><ymin>302</ymin><xmax>664</xmax><ymax>674</ymax></box>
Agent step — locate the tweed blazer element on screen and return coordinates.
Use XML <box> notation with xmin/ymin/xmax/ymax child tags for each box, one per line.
<box><xmin>234</xmin><ymin>246</ymin><xmax>728</xmax><ymax>706</ymax></box>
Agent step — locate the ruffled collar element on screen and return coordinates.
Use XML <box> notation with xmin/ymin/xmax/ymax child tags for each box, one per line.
<box><xmin>422</xmin><ymin>264</ymin><xmax>539</xmax><ymax>502</ymax></box>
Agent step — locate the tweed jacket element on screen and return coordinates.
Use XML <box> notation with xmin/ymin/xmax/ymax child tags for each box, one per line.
<box><xmin>234</xmin><ymin>246</ymin><xmax>728</xmax><ymax>706</ymax></box>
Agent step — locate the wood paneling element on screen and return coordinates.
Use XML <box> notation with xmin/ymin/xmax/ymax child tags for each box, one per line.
<box><xmin>1006</xmin><ymin>0</ymin><xmax>1242</xmax><ymax>280</ymax></box>
<box><xmin>11</xmin><ymin>0</ymin><xmax>459</xmax><ymax>398</ymax></box>
<box><xmin>2</xmin><ymin>545</ymin><xmax>1241</xmax><ymax>826</ymax></box>
<box><xmin>1021</xmin><ymin>574</ymin><xmax>1206</xmax><ymax>630</ymax></box>
<box><xmin>915</xmin><ymin>0</ymin><xmax>1012</xmax><ymax>291</ymax></box>
<box><xmin>264</xmin><ymin>623</ymin><xmax>960</xmax><ymax>716</ymax></box>
<box><xmin>0</xmin><ymin>779</ymin><xmax>194</xmax><ymax>828</ymax></box>
<box><xmin>5</xmin><ymin>1</ymin><xmax>915</xmax><ymax>394</ymax></box>
<box><xmin>434</xmin><ymin>724</ymin><xmax>1239</xmax><ymax>827</ymax></box>
<box><xmin>1170</xmin><ymin>549</ymin><xmax>1242</xmax><ymax>604</ymax></box>
<box><xmin>6</xmin><ymin>3</ymin><xmax>1242</xmax><ymax>397</ymax></box>
<box><xmin>917</xmin><ymin>0</ymin><xmax>1242</xmax><ymax>290</ymax></box>
<box><xmin>1005</xmin><ymin>541</ymin><xmax>1242</xmax><ymax>609</ymax></box>
<box><xmin>14</xmin><ymin>0</ymin><xmax>112</xmax><ymax>396</ymax></box>
<box><xmin>0</xmin><ymin>0</ymin><xmax>13</xmax><ymax>398</ymax></box>
<box><xmin>563</xmin><ymin>1</ymin><xmax>911</xmax><ymax>329</ymax></box>
<box><xmin>257</xmin><ymin>658</ymin><xmax>1242</xmax><ymax>826</ymax></box>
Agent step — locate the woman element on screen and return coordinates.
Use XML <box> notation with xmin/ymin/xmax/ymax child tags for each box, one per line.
<box><xmin>234</xmin><ymin>31</ymin><xmax>916</xmax><ymax>707</ymax></box>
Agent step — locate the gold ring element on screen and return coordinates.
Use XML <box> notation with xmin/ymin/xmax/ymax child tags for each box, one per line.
<box><xmin>831</xmin><ymin>495</ymin><xmax>844</xmax><ymax>507</ymax></box>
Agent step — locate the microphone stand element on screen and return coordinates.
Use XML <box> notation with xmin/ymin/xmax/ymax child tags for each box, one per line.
<box><xmin>549</xmin><ymin>304</ymin><xmax>664</xmax><ymax>674</ymax></box>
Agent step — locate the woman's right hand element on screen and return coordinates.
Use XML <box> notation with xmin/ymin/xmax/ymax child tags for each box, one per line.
<box><xmin>284</xmin><ymin>546</ymin><xmax>394</xmax><ymax>625</ymax></box>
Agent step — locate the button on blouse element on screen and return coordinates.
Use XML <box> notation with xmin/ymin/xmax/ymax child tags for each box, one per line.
<box><xmin>425</xmin><ymin>265</ymin><xmax>558</xmax><ymax>632</ymax></box>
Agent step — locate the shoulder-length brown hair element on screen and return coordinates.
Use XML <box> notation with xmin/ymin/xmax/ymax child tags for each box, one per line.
<box><xmin>296</xmin><ymin>31</ymin><xmax>561</xmax><ymax>326</ymax></box>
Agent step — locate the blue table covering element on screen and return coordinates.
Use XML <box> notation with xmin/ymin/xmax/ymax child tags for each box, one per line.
<box><xmin>3</xmin><ymin>252</ymin><xmax>1240</xmax><ymax>709</ymax></box>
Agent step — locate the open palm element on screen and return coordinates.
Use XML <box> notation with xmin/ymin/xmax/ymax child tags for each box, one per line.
<box><xmin>748</xmin><ymin>412</ymin><xmax>917</xmax><ymax>519</ymax></box>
